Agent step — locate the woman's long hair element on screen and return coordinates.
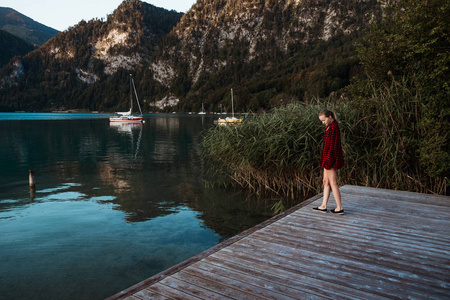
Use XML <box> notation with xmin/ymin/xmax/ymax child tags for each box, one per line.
<box><xmin>319</xmin><ymin>109</ymin><xmax>338</xmax><ymax>122</ymax></box>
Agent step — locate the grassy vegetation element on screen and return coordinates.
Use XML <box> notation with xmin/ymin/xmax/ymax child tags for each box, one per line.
<box><xmin>202</xmin><ymin>103</ymin><xmax>325</xmax><ymax>204</ymax></box>
<box><xmin>202</xmin><ymin>77</ymin><xmax>447</xmax><ymax>211</ymax></box>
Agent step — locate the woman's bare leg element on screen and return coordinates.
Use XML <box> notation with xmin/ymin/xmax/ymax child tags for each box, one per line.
<box><xmin>319</xmin><ymin>169</ymin><xmax>331</xmax><ymax>209</ymax></box>
<box><xmin>325</xmin><ymin>168</ymin><xmax>343</xmax><ymax>210</ymax></box>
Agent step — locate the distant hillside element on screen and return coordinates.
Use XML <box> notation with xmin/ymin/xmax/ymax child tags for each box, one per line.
<box><xmin>0</xmin><ymin>29</ymin><xmax>35</xmax><ymax>67</ymax></box>
<box><xmin>0</xmin><ymin>0</ymin><xmax>183</xmax><ymax>112</ymax></box>
<box><xmin>150</xmin><ymin>0</ymin><xmax>383</xmax><ymax>112</ymax></box>
<box><xmin>0</xmin><ymin>0</ymin><xmax>384</xmax><ymax>112</ymax></box>
<box><xmin>0</xmin><ymin>7</ymin><xmax>58</xmax><ymax>46</ymax></box>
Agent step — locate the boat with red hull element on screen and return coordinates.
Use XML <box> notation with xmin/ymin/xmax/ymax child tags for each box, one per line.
<box><xmin>110</xmin><ymin>74</ymin><xmax>143</xmax><ymax>123</ymax></box>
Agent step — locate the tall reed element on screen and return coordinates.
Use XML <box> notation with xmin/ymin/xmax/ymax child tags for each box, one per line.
<box><xmin>345</xmin><ymin>75</ymin><xmax>447</xmax><ymax>195</ymax></box>
<box><xmin>202</xmin><ymin>79</ymin><xmax>447</xmax><ymax>212</ymax></box>
<box><xmin>202</xmin><ymin>103</ymin><xmax>333</xmax><ymax>205</ymax></box>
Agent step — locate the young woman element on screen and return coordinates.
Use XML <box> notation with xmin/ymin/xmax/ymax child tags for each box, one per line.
<box><xmin>313</xmin><ymin>109</ymin><xmax>345</xmax><ymax>214</ymax></box>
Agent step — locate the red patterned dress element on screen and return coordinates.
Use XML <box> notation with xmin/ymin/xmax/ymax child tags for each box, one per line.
<box><xmin>320</xmin><ymin>120</ymin><xmax>344</xmax><ymax>170</ymax></box>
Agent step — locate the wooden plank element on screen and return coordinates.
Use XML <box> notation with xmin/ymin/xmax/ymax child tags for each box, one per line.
<box><xmin>192</xmin><ymin>260</ymin><xmax>321</xmax><ymax>299</ymax></box>
<box><xmin>341</xmin><ymin>185</ymin><xmax>450</xmax><ymax>200</ymax></box>
<box><xmin>171</xmin><ymin>270</ymin><xmax>264</xmax><ymax>300</ymax></box>
<box><xmin>287</xmin><ymin>209</ymin><xmax>450</xmax><ymax>244</ymax></box>
<box><xmin>107</xmin><ymin>185</ymin><xmax>450</xmax><ymax>300</ymax></box>
<box><xmin>304</xmin><ymin>194</ymin><xmax>450</xmax><ymax>222</ymax></box>
<box><xmin>235</xmin><ymin>236</ymin><xmax>449</xmax><ymax>293</ymax></box>
<box><xmin>131</xmin><ymin>289</ymin><xmax>171</xmax><ymax>300</ymax></box>
<box><xmin>340</xmin><ymin>185</ymin><xmax>450</xmax><ymax>207</ymax></box>
<box><xmin>252</xmin><ymin>226</ymin><xmax>448</xmax><ymax>269</ymax></box>
<box><xmin>210</xmin><ymin>247</ymin><xmax>397</xmax><ymax>299</ymax></box>
<box><xmin>157</xmin><ymin>276</ymin><xmax>229</xmax><ymax>300</ymax></box>
<box><xmin>254</xmin><ymin>224</ymin><xmax>450</xmax><ymax>274</ymax></box>
<box><xmin>201</xmin><ymin>255</ymin><xmax>379</xmax><ymax>300</ymax></box>
<box><xmin>143</xmin><ymin>282</ymin><xmax>201</xmax><ymax>300</ymax></box>
<box><xmin>124</xmin><ymin>296</ymin><xmax>146</xmax><ymax>300</ymax></box>
<box><xmin>190</xmin><ymin>260</ymin><xmax>322</xmax><ymax>299</ymax></box>
<box><xmin>271</xmin><ymin>216</ymin><xmax>450</xmax><ymax>254</ymax></box>
<box><xmin>209</xmin><ymin>248</ymin><xmax>392</xmax><ymax>299</ymax></box>
<box><xmin>181</xmin><ymin>264</ymin><xmax>298</xmax><ymax>300</ymax></box>
<box><xmin>215</xmin><ymin>243</ymin><xmax>448</xmax><ymax>299</ymax></box>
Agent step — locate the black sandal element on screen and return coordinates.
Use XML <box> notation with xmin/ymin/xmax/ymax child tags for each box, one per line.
<box><xmin>330</xmin><ymin>208</ymin><xmax>344</xmax><ymax>214</ymax></box>
<box><xmin>312</xmin><ymin>207</ymin><xmax>327</xmax><ymax>213</ymax></box>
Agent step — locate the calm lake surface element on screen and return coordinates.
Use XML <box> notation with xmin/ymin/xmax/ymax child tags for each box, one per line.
<box><xmin>0</xmin><ymin>113</ymin><xmax>271</xmax><ymax>300</ymax></box>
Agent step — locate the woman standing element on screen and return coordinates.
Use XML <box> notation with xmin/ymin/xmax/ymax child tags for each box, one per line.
<box><xmin>313</xmin><ymin>109</ymin><xmax>345</xmax><ymax>214</ymax></box>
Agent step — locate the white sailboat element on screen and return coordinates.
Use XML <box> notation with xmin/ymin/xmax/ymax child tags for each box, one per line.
<box><xmin>217</xmin><ymin>88</ymin><xmax>242</xmax><ymax>124</ymax></box>
<box><xmin>110</xmin><ymin>74</ymin><xmax>143</xmax><ymax>123</ymax></box>
<box><xmin>198</xmin><ymin>103</ymin><xmax>206</xmax><ymax>114</ymax></box>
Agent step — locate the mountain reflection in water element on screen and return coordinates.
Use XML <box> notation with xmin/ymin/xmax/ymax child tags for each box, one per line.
<box><xmin>0</xmin><ymin>113</ymin><xmax>271</xmax><ymax>300</ymax></box>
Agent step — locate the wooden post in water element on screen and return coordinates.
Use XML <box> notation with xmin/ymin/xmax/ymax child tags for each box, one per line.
<box><xmin>29</xmin><ymin>169</ymin><xmax>36</xmax><ymax>200</ymax></box>
<box><xmin>29</xmin><ymin>169</ymin><xmax>36</xmax><ymax>189</ymax></box>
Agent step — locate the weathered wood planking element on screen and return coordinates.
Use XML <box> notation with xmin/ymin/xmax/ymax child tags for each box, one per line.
<box><xmin>107</xmin><ymin>185</ymin><xmax>450</xmax><ymax>300</ymax></box>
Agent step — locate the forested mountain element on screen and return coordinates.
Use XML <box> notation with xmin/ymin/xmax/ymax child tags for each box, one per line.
<box><xmin>0</xmin><ymin>0</ymin><xmax>383</xmax><ymax>112</ymax></box>
<box><xmin>0</xmin><ymin>7</ymin><xmax>58</xmax><ymax>46</ymax></box>
<box><xmin>0</xmin><ymin>0</ymin><xmax>183</xmax><ymax>112</ymax></box>
<box><xmin>158</xmin><ymin>0</ymin><xmax>384</xmax><ymax>112</ymax></box>
<box><xmin>0</xmin><ymin>29</ymin><xmax>35</xmax><ymax>68</ymax></box>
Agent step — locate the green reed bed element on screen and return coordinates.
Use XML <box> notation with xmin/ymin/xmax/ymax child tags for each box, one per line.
<box><xmin>202</xmin><ymin>103</ymin><xmax>329</xmax><ymax>208</ymax></box>
<box><xmin>202</xmin><ymin>80</ymin><xmax>447</xmax><ymax>211</ymax></box>
<box><xmin>346</xmin><ymin>76</ymin><xmax>448</xmax><ymax>195</ymax></box>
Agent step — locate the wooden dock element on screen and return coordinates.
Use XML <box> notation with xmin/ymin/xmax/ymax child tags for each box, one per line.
<box><xmin>107</xmin><ymin>185</ymin><xmax>450</xmax><ymax>299</ymax></box>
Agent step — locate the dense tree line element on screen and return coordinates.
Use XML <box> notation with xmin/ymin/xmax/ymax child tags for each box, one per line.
<box><xmin>0</xmin><ymin>0</ymin><xmax>182</xmax><ymax>112</ymax></box>
<box><xmin>173</xmin><ymin>31</ymin><xmax>363</xmax><ymax>113</ymax></box>
<box><xmin>158</xmin><ymin>0</ymin><xmax>381</xmax><ymax>113</ymax></box>
<box><xmin>0</xmin><ymin>7</ymin><xmax>58</xmax><ymax>46</ymax></box>
<box><xmin>0</xmin><ymin>0</ymin><xmax>379</xmax><ymax>112</ymax></box>
<box><xmin>350</xmin><ymin>0</ymin><xmax>450</xmax><ymax>180</ymax></box>
<box><xmin>0</xmin><ymin>29</ymin><xmax>35</xmax><ymax>68</ymax></box>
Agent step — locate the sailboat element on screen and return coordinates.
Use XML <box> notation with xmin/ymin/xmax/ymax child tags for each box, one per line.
<box><xmin>198</xmin><ymin>103</ymin><xmax>206</xmax><ymax>114</ymax></box>
<box><xmin>217</xmin><ymin>88</ymin><xmax>242</xmax><ymax>125</ymax></box>
<box><xmin>110</xmin><ymin>74</ymin><xmax>143</xmax><ymax>123</ymax></box>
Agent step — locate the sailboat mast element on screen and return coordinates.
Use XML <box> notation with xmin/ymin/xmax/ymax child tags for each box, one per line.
<box><xmin>130</xmin><ymin>74</ymin><xmax>133</xmax><ymax>112</ymax></box>
<box><xmin>131</xmin><ymin>76</ymin><xmax>143</xmax><ymax>115</ymax></box>
<box><xmin>231</xmin><ymin>88</ymin><xmax>234</xmax><ymax>118</ymax></box>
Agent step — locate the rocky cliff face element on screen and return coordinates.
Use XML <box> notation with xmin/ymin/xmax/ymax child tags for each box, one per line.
<box><xmin>0</xmin><ymin>0</ymin><xmax>182</xmax><ymax>111</ymax></box>
<box><xmin>153</xmin><ymin>0</ymin><xmax>381</xmax><ymax>86</ymax></box>
<box><xmin>36</xmin><ymin>0</ymin><xmax>182</xmax><ymax>83</ymax></box>
<box><xmin>0</xmin><ymin>0</ymin><xmax>383</xmax><ymax>112</ymax></box>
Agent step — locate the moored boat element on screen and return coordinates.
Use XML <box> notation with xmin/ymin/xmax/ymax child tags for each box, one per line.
<box><xmin>217</xmin><ymin>117</ymin><xmax>242</xmax><ymax>124</ymax></box>
<box><xmin>110</xmin><ymin>74</ymin><xmax>143</xmax><ymax>123</ymax></box>
<box><xmin>109</xmin><ymin>110</ymin><xmax>143</xmax><ymax>123</ymax></box>
<box><xmin>198</xmin><ymin>103</ymin><xmax>206</xmax><ymax>114</ymax></box>
<box><xmin>217</xmin><ymin>88</ymin><xmax>242</xmax><ymax>125</ymax></box>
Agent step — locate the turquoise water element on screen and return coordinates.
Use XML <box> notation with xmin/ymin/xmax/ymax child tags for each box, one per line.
<box><xmin>0</xmin><ymin>113</ymin><xmax>271</xmax><ymax>300</ymax></box>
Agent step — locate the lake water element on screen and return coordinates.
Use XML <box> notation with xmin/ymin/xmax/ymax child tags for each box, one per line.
<box><xmin>0</xmin><ymin>113</ymin><xmax>271</xmax><ymax>300</ymax></box>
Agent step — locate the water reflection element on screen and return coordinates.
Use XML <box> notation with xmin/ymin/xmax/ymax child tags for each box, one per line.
<box><xmin>109</xmin><ymin>121</ymin><xmax>143</xmax><ymax>134</ymax></box>
<box><xmin>101</xmin><ymin>122</ymin><xmax>145</xmax><ymax>194</ymax></box>
<box><xmin>0</xmin><ymin>116</ymin><xmax>269</xmax><ymax>227</ymax></box>
<box><xmin>103</xmin><ymin>116</ymin><xmax>205</xmax><ymax>223</ymax></box>
<box><xmin>109</xmin><ymin>122</ymin><xmax>144</xmax><ymax>161</ymax></box>
<box><xmin>0</xmin><ymin>115</ymin><xmax>272</xmax><ymax>228</ymax></box>
<box><xmin>0</xmin><ymin>114</ymin><xmax>272</xmax><ymax>300</ymax></box>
